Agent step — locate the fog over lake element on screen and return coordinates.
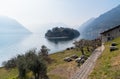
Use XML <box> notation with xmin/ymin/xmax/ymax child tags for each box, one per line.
<box><xmin>0</xmin><ymin>26</ymin><xmax>82</xmax><ymax>66</ymax></box>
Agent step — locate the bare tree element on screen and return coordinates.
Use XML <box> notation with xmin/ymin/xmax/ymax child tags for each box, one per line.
<box><xmin>74</xmin><ymin>39</ymin><xmax>86</xmax><ymax>55</ymax></box>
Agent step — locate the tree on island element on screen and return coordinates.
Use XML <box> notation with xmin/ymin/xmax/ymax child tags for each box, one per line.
<box><xmin>45</xmin><ymin>27</ymin><xmax>80</xmax><ymax>39</ymax></box>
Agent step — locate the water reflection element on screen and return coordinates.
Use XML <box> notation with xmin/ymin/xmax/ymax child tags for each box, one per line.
<box><xmin>0</xmin><ymin>34</ymin><xmax>30</xmax><ymax>49</ymax></box>
<box><xmin>0</xmin><ymin>34</ymin><xmax>81</xmax><ymax>66</ymax></box>
<box><xmin>46</xmin><ymin>38</ymin><xmax>73</xmax><ymax>44</ymax></box>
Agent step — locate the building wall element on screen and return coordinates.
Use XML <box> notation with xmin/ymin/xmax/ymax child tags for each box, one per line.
<box><xmin>101</xmin><ymin>27</ymin><xmax>120</xmax><ymax>42</ymax></box>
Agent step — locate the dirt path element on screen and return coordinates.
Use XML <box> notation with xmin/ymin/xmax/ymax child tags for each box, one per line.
<box><xmin>70</xmin><ymin>45</ymin><xmax>105</xmax><ymax>79</ymax></box>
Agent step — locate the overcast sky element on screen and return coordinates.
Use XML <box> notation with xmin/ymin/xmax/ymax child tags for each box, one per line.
<box><xmin>0</xmin><ymin>0</ymin><xmax>119</xmax><ymax>30</ymax></box>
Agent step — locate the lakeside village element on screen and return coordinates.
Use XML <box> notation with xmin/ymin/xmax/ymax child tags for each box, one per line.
<box><xmin>1</xmin><ymin>25</ymin><xmax>120</xmax><ymax>79</ymax></box>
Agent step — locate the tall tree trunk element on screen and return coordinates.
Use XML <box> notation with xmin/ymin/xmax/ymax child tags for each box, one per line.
<box><xmin>34</xmin><ymin>73</ymin><xmax>38</xmax><ymax>79</ymax></box>
<box><xmin>38</xmin><ymin>72</ymin><xmax>40</xmax><ymax>79</ymax></box>
<box><xmin>87</xmin><ymin>47</ymin><xmax>90</xmax><ymax>52</ymax></box>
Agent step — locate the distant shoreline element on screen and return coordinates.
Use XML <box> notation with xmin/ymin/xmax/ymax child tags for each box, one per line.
<box><xmin>45</xmin><ymin>36</ymin><xmax>69</xmax><ymax>39</ymax></box>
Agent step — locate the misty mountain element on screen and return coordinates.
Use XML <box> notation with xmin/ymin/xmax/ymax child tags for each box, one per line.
<box><xmin>0</xmin><ymin>16</ymin><xmax>31</xmax><ymax>34</ymax></box>
<box><xmin>80</xmin><ymin>5</ymin><xmax>120</xmax><ymax>39</ymax></box>
<box><xmin>79</xmin><ymin>18</ymin><xmax>95</xmax><ymax>33</ymax></box>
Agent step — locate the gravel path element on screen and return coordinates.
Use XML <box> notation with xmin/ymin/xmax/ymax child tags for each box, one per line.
<box><xmin>70</xmin><ymin>45</ymin><xmax>105</xmax><ymax>79</ymax></box>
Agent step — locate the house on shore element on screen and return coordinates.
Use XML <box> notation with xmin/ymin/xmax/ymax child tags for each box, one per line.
<box><xmin>100</xmin><ymin>25</ymin><xmax>120</xmax><ymax>42</ymax></box>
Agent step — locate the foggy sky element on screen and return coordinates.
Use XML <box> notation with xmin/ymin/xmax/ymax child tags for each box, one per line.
<box><xmin>0</xmin><ymin>0</ymin><xmax>119</xmax><ymax>31</ymax></box>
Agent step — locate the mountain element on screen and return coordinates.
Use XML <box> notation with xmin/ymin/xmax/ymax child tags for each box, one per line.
<box><xmin>79</xmin><ymin>18</ymin><xmax>95</xmax><ymax>33</ymax></box>
<box><xmin>32</xmin><ymin>23</ymin><xmax>75</xmax><ymax>34</ymax></box>
<box><xmin>0</xmin><ymin>16</ymin><xmax>31</xmax><ymax>34</ymax></box>
<box><xmin>80</xmin><ymin>5</ymin><xmax>120</xmax><ymax>39</ymax></box>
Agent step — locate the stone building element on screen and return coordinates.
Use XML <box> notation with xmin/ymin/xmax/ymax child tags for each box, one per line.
<box><xmin>100</xmin><ymin>25</ymin><xmax>120</xmax><ymax>42</ymax></box>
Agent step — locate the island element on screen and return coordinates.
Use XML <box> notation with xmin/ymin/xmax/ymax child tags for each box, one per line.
<box><xmin>45</xmin><ymin>27</ymin><xmax>80</xmax><ymax>40</ymax></box>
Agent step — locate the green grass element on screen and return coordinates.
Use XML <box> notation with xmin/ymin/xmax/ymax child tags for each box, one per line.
<box><xmin>0</xmin><ymin>67</ymin><xmax>18</xmax><ymax>79</ymax></box>
<box><xmin>48</xmin><ymin>49</ymin><xmax>81</xmax><ymax>71</ymax></box>
<box><xmin>48</xmin><ymin>49</ymin><xmax>91</xmax><ymax>79</ymax></box>
<box><xmin>0</xmin><ymin>48</ymin><xmax>91</xmax><ymax>79</ymax></box>
<box><xmin>89</xmin><ymin>37</ymin><xmax>120</xmax><ymax>79</ymax></box>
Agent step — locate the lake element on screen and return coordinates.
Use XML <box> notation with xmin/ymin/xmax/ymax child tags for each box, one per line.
<box><xmin>0</xmin><ymin>32</ymin><xmax>82</xmax><ymax>66</ymax></box>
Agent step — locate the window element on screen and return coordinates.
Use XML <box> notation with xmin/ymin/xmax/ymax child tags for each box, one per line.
<box><xmin>108</xmin><ymin>34</ymin><xmax>110</xmax><ymax>36</ymax></box>
<box><xmin>104</xmin><ymin>34</ymin><xmax>106</xmax><ymax>36</ymax></box>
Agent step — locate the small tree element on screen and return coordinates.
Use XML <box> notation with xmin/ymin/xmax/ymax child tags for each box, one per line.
<box><xmin>2</xmin><ymin>57</ymin><xmax>17</xmax><ymax>70</ymax></box>
<box><xmin>74</xmin><ymin>39</ymin><xmax>85</xmax><ymax>55</ymax></box>
<box><xmin>39</xmin><ymin>45</ymin><xmax>49</xmax><ymax>57</ymax></box>
<box><xmin>17</xmin><ymin>55</ymin><xmax>27</xmax><ymax>79</ymax></box>
<box><xmin>39</xmin><ymin>45</ymin><xmax>51</xmax><ymax>63</ymax></box>
<box><xmin>25</xmin><ymin>49</ymin><xmax>48</xmax><ymax>79</ymax></box>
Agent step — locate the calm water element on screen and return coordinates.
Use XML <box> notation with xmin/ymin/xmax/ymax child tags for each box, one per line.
<box><xmin>0</xmin><ymin>32</ymin><xmax>82</xmax><ymax>66</ymax></box>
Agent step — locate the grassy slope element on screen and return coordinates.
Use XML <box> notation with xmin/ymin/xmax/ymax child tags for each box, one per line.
<box><xmin>0</xmin><ymin>48</ymin><xmax>91</xmax><ymax>79</ymax></box>
<box><xmin>89</xmin><ymin>37</ymin><xmax>120</xmax><ymax>79</ymax></box>
<box><xmin>0</xmin><ymin>67</ymin><xmax>18</xmax><ymax>79</ymax></box>
<box><xmin>48</xmin><ymin>49</ymin><xmax>82</xmax><ymax>79</ymax></box>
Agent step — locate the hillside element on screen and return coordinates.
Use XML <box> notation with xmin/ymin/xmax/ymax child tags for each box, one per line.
<box><xmin>89</xmin><ymin>37</ymin><xmax>120</xmax><ymax>79</ymax></box>
<box><xmin>0</xmin><ymin>16</ymin><xmax>31</xmax><ymax>34</ymax></box>
<box><xmin>0</xmin><ymin>48</ymin><xmax>90</xmax><ymax>79</ymax></box>
<box><xmin>80</xmin><ymin>5</ymin><xmax>120</xmax><ymax>39</ymax></box>
<box><xmin>79</xmin><ymin>18</ymin><xmax>95</xmax><ymax>33</ymax></box>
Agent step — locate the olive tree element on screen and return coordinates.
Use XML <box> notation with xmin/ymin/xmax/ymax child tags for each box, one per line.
<box><xmin>17</xmin><ymin>55</ymin><xmax>27</xmax><ymax>79</ymax></box>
